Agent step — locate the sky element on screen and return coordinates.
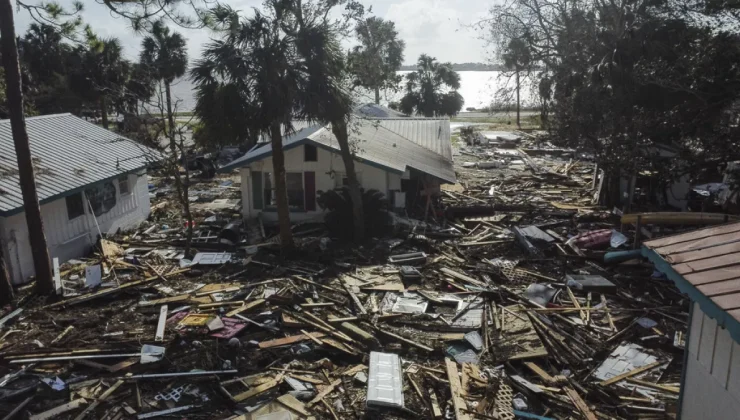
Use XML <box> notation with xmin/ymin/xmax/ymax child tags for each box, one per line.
<box><xmin>13</xmin><ymin>0</ymin><xmax>492</xmax><ymax>65</ymax></box>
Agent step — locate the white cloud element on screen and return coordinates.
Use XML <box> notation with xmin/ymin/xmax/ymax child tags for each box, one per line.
<box><xmin>12</xmin><ymin>0</ymin><xmax>490</xmax><ymax>64</ymax></box>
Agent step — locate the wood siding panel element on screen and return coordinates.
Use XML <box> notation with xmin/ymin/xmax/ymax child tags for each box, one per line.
<box><xmin>712</xmin><ymin>326</ymin><xmax>734</xmax><ymax>387</ymax></box>
<box><xmin>689</xmin><ymin>302</ymin><xmax>704</xmax><ymax>359</ymax></box>
<box><xmin>698</xmin><ymin>312</ymin><xmax>718</xmax><ymax>369</ymax></box>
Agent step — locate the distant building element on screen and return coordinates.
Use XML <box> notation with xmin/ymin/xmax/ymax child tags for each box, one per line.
<box><xmin>220</xmin><ymin>104</ymin><xmax>456</xmax><ymax>222</ymax></box>
<box><xmin>643</xmin><ymin>223</ymin><xmax>740</xmax><ymax>419</ymax></box>
<box><xmin>0</xmin><ymin>114</ymin><xmax>158</xmax><ymax>284</ymax></box>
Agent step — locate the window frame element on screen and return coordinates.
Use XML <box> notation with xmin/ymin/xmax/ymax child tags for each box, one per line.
<box><xmin>118</xmin><ymin>176</ymin><xmax>130</xmax><ymax>195</ymax></box>
<box><xmin>66</xmin><ymin>193</ymin><xmax>85</xmax><ymax>220</ymax></box>
<box><xmin>304</xmin><ymin>144</ymin><xmax>318</xmax><ymax>162</ymax></box>
<box><xmin>263</xmin><ymin>172</ymin><xmax>306</xmax><ymax>212</ymax></box>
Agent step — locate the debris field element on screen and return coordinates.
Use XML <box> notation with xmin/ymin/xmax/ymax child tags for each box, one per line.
<box><xmin>0</xmin><ymin>132</ymin><xmax>693</xmax><ymax>419</ymax></box>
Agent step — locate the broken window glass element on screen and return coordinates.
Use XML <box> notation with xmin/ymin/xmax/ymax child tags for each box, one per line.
<box><xmin>85</xmin><ymin>182</ymin><xmax>117</xmax><ymax>216</ymax></box>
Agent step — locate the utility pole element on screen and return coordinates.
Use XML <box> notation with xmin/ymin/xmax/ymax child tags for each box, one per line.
<box><xmin>0</xmin><ymin>0</ymin><xmax>55</xmax><ymax>294</ymax></box>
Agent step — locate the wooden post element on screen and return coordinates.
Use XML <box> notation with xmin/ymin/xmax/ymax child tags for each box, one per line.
<box><xmin>633</xmin><ymin>215</ymin><xmax>642</xmax><ymax>249</ymax></box>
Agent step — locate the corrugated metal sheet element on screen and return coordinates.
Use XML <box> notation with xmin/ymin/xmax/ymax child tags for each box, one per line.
<box><xmin>222</xmin><ymin>119</ymin><xmax>455</xmax><ymax>183</ymax></box>
<box><xmin>375</xmin><ymin>118</ymin><xmax>452</xmax><ymax>160</ymax></box>
<box><xmin>0</xmin><ymin>114</ymin><xmax>158</xmax><ymax>215</ymax></box>
<box><xmin>354</xmin><ymin>103</ymin><xmax>407</xmax><ymax>118</ymax></box>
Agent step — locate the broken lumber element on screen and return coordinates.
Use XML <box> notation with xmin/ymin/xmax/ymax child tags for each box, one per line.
<box><xmin>445</xmin><ymin>358</ymin><xmax>471</xmax><ymax>420</ymax></box>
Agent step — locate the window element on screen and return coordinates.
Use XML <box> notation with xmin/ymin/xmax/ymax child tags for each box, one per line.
<box><xmin>286</xmin><ymin>173</ymin><xmax>304</xmax><ymax>209</ymax></box>
<box><xmin>118</xmin><ymin>176</ymin><xmax>130</xmax><ymax>195</ymax></box>
<box><xmin>66</xmin><ymin>193</ymin><xmax>85</xmax><ymax>220</ymax></box>
<box><xmin>304</xmin><ymin>144</ymin><xmax>317</xmax><ymax>162</ymax></box>
<box><xmin>334</xmin><ymin>172</ymin><xmax>362</xmax><ymax>188</ymax></box>
<box><xmin>263</xmin><ymin>172</ymin><xmax>305</xmax><ymax>211</ymax></box>
<box><xmin>85</xmin><ymin>182</ymin><xmax>117</xmax><ymax>217</ymax></box>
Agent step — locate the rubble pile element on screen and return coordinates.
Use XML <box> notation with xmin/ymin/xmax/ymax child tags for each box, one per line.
<box><xmin>0</xmin><ymin>135</ymin><xmax>692</xmax><ymax>419</ymax></box>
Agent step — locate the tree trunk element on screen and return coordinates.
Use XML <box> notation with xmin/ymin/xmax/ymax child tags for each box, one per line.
<box><xmin>516</xmin><ymin>67</ymin><xmax>521</xmax><ymax>129</ymax></box>
<box><xmin>331</xmin><ymin>120</ymin><xmax>365</xmax><ymax>241</ymax></box>
<box><xmin>0</xmin><ymin>0</ymin><xmax>54</xmax><ymax>295</ymax></box>
<box><xmin>0</xmin><ymin>248</ymin><xmax>13</xmax><ymax>305</ymax></box>
<box><xmin>100</xmin><ymin>95</ymin><xmax>109</xmax><ymax>129</ymax></box>
<box><xmin>164</xmin><ymin>81</ymin><xmax>194</xmax><ymax>257</ymax></box>
<box><xmin>374</xmin><ymin>87</ymin><xmax>380</xmax><ymax>105</ymax></box>
<box><xmin>269</xmin><ymin>122</ymin><xmax>294</xmax><ymax>250</ymax></box>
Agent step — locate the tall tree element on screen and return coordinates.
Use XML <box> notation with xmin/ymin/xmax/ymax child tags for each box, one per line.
<box><xmin>70</xmin><ymin>36</ymin><xmax>129</xmax><ymax>129</ymax></box>
<box><xmin>501</xmin><ymin>38</ymin><xmax>532</xmax><ymax>128</ymax></box>
<box><xmin>399</xmin><ymin>54</ymin><xmax>464</xmax><ymax>117</ymax></box>
<box><xmin>0</xmin><ymin>0</ymin><xmax>54</xmax><ymax>295</ymax></box>
<box><xmin>192</xmin><ymin>8</ymin><xmax>301</xmax><ymax>250</ymax></box>
<box><xmin>139</xmin><ymin>21</ymin><xmax>194</xmax><ymax>254</ymax></box>
<box><xmin>282</xmin><ymin>0</ymin><xmax>366</xmax><ymax>240</ymax></box>
<box><xmin>348</xmin><ymin>17</ymin><xmax>405</xmax><ymax>104</ymax></box>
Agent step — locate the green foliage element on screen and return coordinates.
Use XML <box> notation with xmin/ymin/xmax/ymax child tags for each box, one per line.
<box><xmin>140</xmin><ymin>21</ymin><xmax>188</xmax><ymax>85</ymax></box>
<box><xmin>317</xmin><ymin>188</ymin><xmax>391</xmax><ymax>239</ymax></box>
<box><xmin>347</xmin><ymin>17</ymin><xmax>405</xmax><ymax>103</ymax></box>
<box><xmin>398</xmin><ymin>54</ymin><xmax>464</xmax><ymax>117</ymax></box>
<box><xmin>484</xmin><ymin>0</ymin><xmax>740</xmax><ymax>201</ymax></box>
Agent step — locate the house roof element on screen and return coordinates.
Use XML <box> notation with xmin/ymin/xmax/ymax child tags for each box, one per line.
<box><xmin>220</xmin><ymin>118</ymin><xmax>456</xmax><ymax>183</ymax></box>
<box><xmin>642</xmin><ymin>222</ymin><xmax>740</xmax><ymax>343</ymax></box>
<box><xmin>0</xmin><ymin>113</ymin><xmax>160</xmax><ymax>216</ymax></box>
<box><xmin>354</xmin><ymin>103</ymin><xmax>407</xmax><ymax>118</ymax></box>
<box><xmin>375</xmin><ymin>118</ymin><xmax>452</xmax><ymax>160</ymax></box>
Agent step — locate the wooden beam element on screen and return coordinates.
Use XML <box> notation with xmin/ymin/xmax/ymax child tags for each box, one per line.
<box><xmin>445</xmin><ymin>358</ymin><xmax>471</xmax><ymax>420</ymax></box>
<box><xmin>598</xmin><ymin>361</ymin><xmax>662</xmax><ymax>386</ymax></box>
<box><xmin>258</xmin><ymin>332</ymin><xmax>327</xmax><ymax>349</ymax></box>
<box><xmin>231</xmin><ymin>379</ymin><xmax>279</xmax><ymax>403</ymax></box>
<box><xmin>308</xmin><ymin>379</ymin><xmax>342</xmax><ymax>407</ymax></box>
<box><xmin>563</xmin><ymin>386</ymin><xmax>597</xmax><ymax>420</ymax></box>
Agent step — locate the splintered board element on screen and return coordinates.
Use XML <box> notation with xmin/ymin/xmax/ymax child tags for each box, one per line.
<box><xmin>493</xmin><ymin>305</ymin><xmax>548</xmax><ymax>361</ymax></box>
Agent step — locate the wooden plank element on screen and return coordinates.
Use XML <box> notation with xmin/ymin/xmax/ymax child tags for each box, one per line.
<box><xmin>440</xmin><ymin>267</ymin><xmax>485</xmax><ymax>287</ymax></box>
<box><xmin>154</xmin><ymin>305</ymin><xmax>167</xmax><ymax>342</ymax></box>
<box><xmin>645</xmin><ymin>221</ymin><xmax>740</xmax><ymax>249</ymax></box>
<box><xmin>711</xmin><ymin>292</ymin><xmax>740</xmax><ymax>310</ymax></box>
<box><xmin>30</xmin><ymin>399</ymin><xmax>87</xmax><ymax>420</ymax></box>
<box><xmin>2</xmin><ymin>396</ymin><xmax>33</xmax><ymax>420</ymax></box>
<box><xmin>307</xmin><ymin>379</ymin><xmax>341</xmax><ymax>407</ymax></box>
<box><xmin>444</xmin><ymin>358</ymin><xmax>471</xmax><ymax>420</ymax></box>
<box><xmin>300</xmin><ymin>330</ymin><xmax>324</xmax><ymax>346</ymax></box>
<box><xmin>225</xmin><ymin>299</ymin><xmax>266</xmax><ymax>316</ymax></box>
<box><xmin>685</xmin><ymin>269</ymin><xmax>740</xmax><ymax>286</ymax></box>
<box><xmin>232</xmin><ymin>379</ymin><xmax>279</xmax><ymax>403</ymax></box>
<box><xmin>277</xmin><ymin>394</ymin><xmax>311</xmax><ymax>417</ymax></box>
<box><xmin>674</xmin><ymin>254</ymin><xmax>740</xmax><ymax>275</ymax></box>
<box><xmin>597</xmin><ymin>361</ymin><xmax>662</xmax><ymax>386</ymax></box>
<box><xmin>563</xmin><ymin>386</ymin><xmax>597</xmax><ymax>420</ymax></box>
<box><xmin>659</xmin><ymin>231</ymin><xmax>740</xmax><ymax>259</ymax></box>
<box><xmin>258</xmin><ymin>332</ymin><xmax>327</xmax><ymax>349</ymax></box>
<box><xmin>73</xmin><ymin>379</ymin><xmax>125</xmax><ymax>420</ymax></box>
<box><xmin>698</xmin><ymin>278</ymin><xmax>740</xmax><ymax>297</ymax></box>
<box><xmin>375</xmin><ymin>328</ymin><xmax>433</xmax><ymax>352</ymax></box>
<box><xmin>429</xmin><ymin>388</ymin><xmax>443</xmax><ymax>419</ymax></box>
<box><xmin>139</xmin><ymin>294</ymin><xmax>190</xmax><ymax>307</ymax></box>
<box><xmin>624</xmin><ymin>378</ymin><xmax>680</xmax><ymax>394</ymax></box>
<box><xmin>524</xmin><ymin>362</ymin><xmax>556</xmax><ymax>384</ymax></box>
<box><xmin>566</xmin><ymin>287</ymin><xmax>586</xmax><ymax>321</ymax></box>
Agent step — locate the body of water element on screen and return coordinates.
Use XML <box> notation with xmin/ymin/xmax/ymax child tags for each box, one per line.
<box><xmin>168</xmin><ymin>71</ymin><xmax>536</xmax><ymax>113</ymax></box>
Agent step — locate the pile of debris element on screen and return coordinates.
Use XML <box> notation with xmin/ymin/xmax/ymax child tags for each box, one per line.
<box><xmin>0</xmin><ymin>135</ymin><xmax>693</xmax><ymax>419</ymax></box>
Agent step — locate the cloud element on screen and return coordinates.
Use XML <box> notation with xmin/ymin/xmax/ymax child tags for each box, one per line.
<box><xmin>12</xmin><ymin>0</ymin><xmax>489</xmax><ymax>64</ymax></box>
<box><xmin>383</xmin><ymin>0</ymin><xmax>488</xmax><ymax>64</ymax></box>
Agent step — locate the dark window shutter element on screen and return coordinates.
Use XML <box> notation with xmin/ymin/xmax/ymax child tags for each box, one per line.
<box><xmin>252</xmin><ymin>171</ymin><xmax>263</xmax><ymax>210</ymax></box>
<box><xmin>304</xmin><ymin>171</ymin><xmax>316</xmax><ymax>211</ymax></box>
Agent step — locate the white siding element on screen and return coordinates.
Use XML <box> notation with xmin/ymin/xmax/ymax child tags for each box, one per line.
<box><xmin>682</xmin><ymin>302</ymin><xmax>740</xmax><ymax>419</ymax></box>
<box><xmin>241</xmin><ymin>145</ymin><xmax>391</xmax><ymax>222</ymax></box>
<box><xmin>0</xmin><ymin>172</ymin><xmax>150</xmax><ymax>284</ymax></box>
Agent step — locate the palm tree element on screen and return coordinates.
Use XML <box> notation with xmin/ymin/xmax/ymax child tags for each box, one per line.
<box><xmin>192</xmin><ymin>9</ymin><xmax>301</xmax><ymax>250</ymax></box>
<box><xmin>400</xmin><ymin>54</ymin><xmax>464</xmax><ymax>117</ymax></box>
<box><xmin>502</xmin><ymin>38</ymin><xmax>532</xmax><ymax>128</ymax></box>
<box><xmin>70</xmin><ymin>37</ymin><xmax>128</xmax><ymax>129</ymax></box>
<box><xmin>289</xmin><ymin>11</ymin><xmax>366</xmax><ymax>240</ymax></box>
<box><xmin>139</xmin><ymin>22</ymin><xmax>195</xmax><ymax>254</ymax></box>
<box><xmin>348</xmin><ymin>17</ymin><xmax>405</xmax><ymax>104</ymax></box>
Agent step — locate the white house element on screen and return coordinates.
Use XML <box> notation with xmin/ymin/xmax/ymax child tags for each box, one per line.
<box><xmin>0</xmin><ymin>114</ymin><xmax>157</xmax><ymax>285</ymax></box>
<box><xmin>643</xmin><ymin>222</ymin><xmax>740</xmax><ymax>419</ymax></box>
<box><xmin>220</xmin><ymin>106</ymin><xmax>456</xmax><ymax>222</ymax></box>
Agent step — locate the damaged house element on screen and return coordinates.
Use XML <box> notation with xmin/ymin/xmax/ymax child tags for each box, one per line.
<box><xmin>220</xmin><ymin>105</ymin><xmax>456</xmax><ymax>222</ymax></box>
<box><xmin>0</xmin><ymin>114</ymin><xmax>157</xmax><ymax>284</ymax></box>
